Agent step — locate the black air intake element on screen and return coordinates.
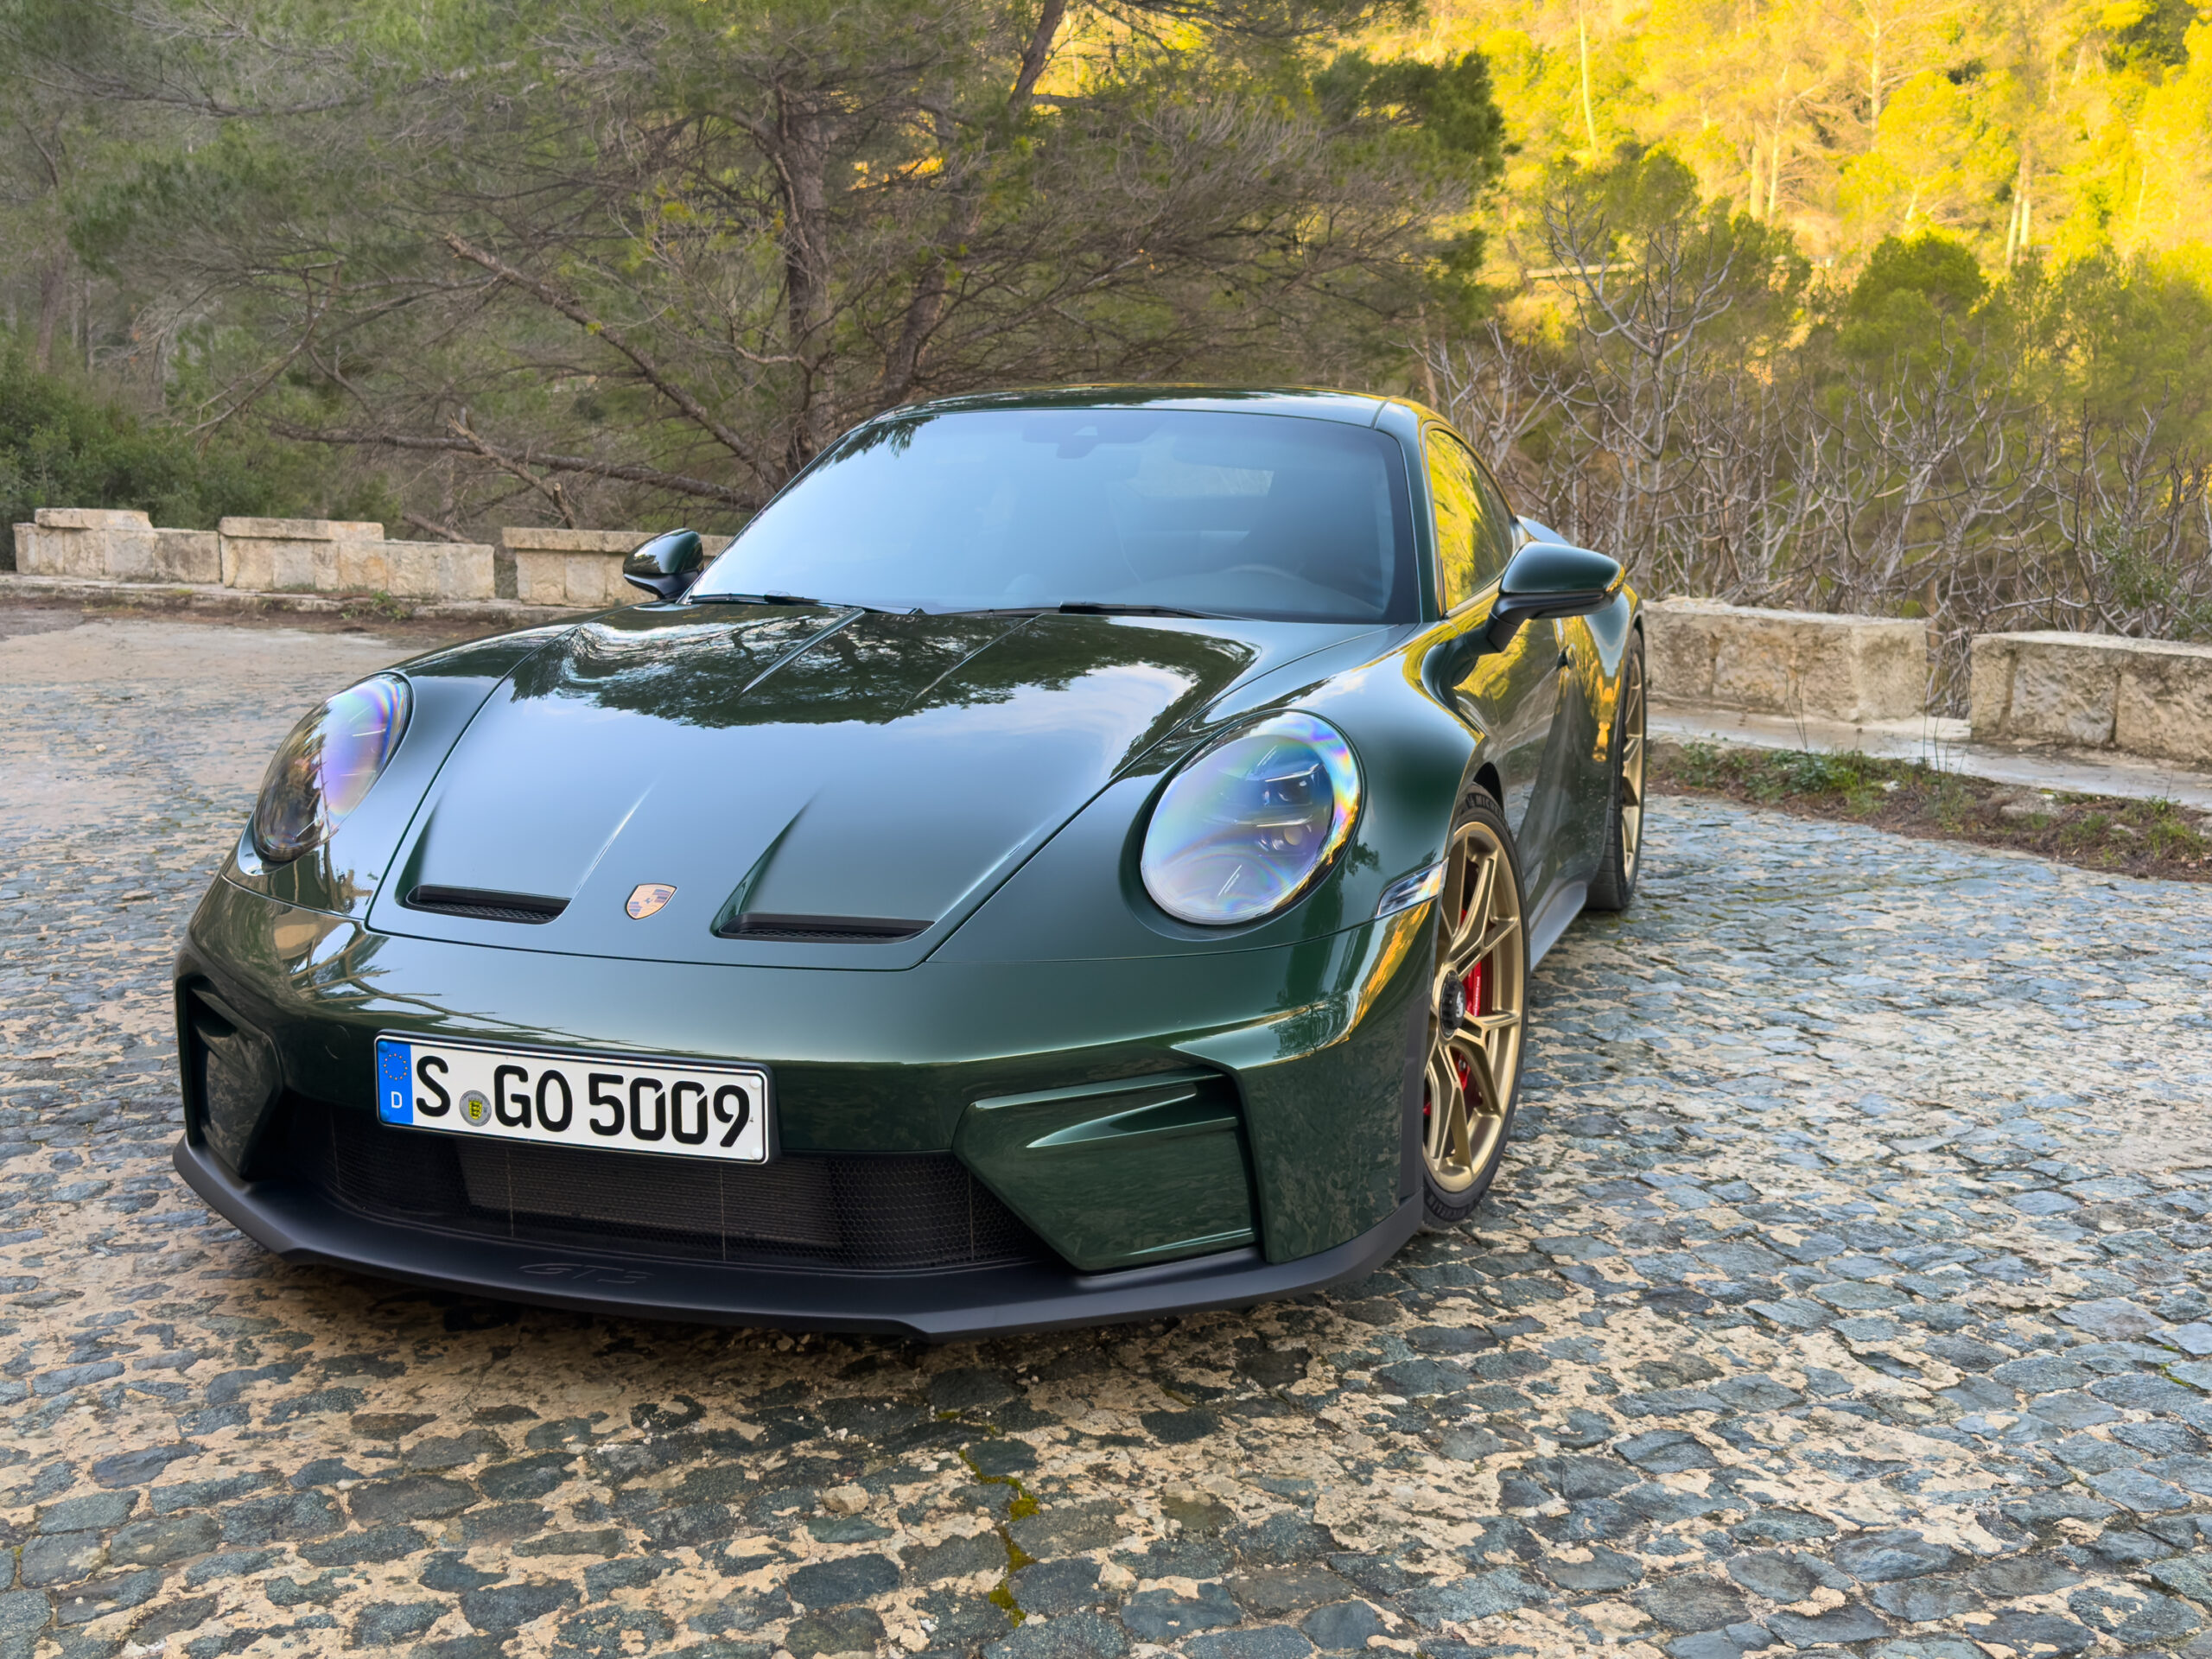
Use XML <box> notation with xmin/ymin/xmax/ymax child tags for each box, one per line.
<box><xmin>180</xmin><ymin>986</ymin><xmax>283</xmax><ymax>1179</ymax></box>
<box><xmin>280</xmin><ymin>1098</ymin><xmax>1048</xmax><ymax>1273</ymax></box>
<box><xmin>716</xmin><ymin>912</ymin><xmax>928</xmax><ymax>944</ymax></box>
<box><xmin>404</xmin><ymin>886</ymin><xmax>569</xmax><ymax>925</ymax></box>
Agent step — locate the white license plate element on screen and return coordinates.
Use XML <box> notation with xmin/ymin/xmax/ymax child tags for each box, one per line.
<box><xmin>372</xmin><ymin>1035</ymin><xmax>770</xmax><ymax>1163</ymax></box>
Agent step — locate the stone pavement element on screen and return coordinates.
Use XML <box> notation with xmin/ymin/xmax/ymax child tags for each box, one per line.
<box><xmin>5</xmin><ymin>607</ymin><xmax>2212</xmax><ymax>1659</ymax></box>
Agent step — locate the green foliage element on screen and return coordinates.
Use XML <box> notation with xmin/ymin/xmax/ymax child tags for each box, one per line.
<box><xmin>1670</xmin><ymin>742</ymin><xmax>1881</xmax><ymax>808</ymax></box>
<box><xmin>0</xmin><ymin>345</ymin><xmax>388</xmax><ymax>537</ymax></box>
<box><xmin>1971</xmin><ymin>249</ymin><xmax>2212</xmax><ymax>444</ymax></box>
<box><xmin>1543</xmin><ymin>147</ymin><xmax>1812</xmax><ymax>354</ymax></box>
<box><xmin>69</xmin><ymin>127</ymin><xmax>327</xmax><ymax>276</ymax></box>
<box><xmin>1415</xmin><ymin>0</ymin><xmax>2212</xmax><ymax>272</ymax></box>
<box><xmin>2105</xmin><ymin>0</ymin><xmax>2201</xmax><ymax>72</ymax></box>
<box><xmin>1319</xmin><ymin>49</ymin><xmax>1509</xmax><ymax>174</ymax></box>
<box><xmin>1654</xmin><ymin>743</ymin><xmax>2212</xmax><ymax>879</ymax></box>
<box><xmin>0</xmin><ymin>346</ymin><xmax>275</xmax><ymax>531</ymax></box>
<box><xmin>1839</xmin><ymin>232</ymin><xmax>1987</xmax><ymax>361</ymax></box>
<box><xmin>1317</xmin><ymin>48</ymin><xmax>1509</xmax><ymax>327</ymax></box>
<box><xmin>1561</xmin><ymin>144</ymin><xmax>1704</xmax><ymax>232</ymax></box>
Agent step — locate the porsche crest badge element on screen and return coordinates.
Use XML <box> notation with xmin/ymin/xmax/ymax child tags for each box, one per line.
<box><xmin>626</xmin><ymin>883</ymin><xmax>677</xmax><ymax>919</ymax></box>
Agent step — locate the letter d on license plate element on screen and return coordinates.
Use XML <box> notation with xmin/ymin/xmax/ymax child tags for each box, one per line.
<box><xmin>372</xmin><ymin>1034</ymin><xmax>771</xmax><ymax>1164</ymax></box>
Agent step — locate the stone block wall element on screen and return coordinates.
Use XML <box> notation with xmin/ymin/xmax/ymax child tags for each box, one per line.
<box><xmin>219</xmin><ymin>518</ymin><xmax>382</xmax><ymax>590</ymax></box>
<box><xmin>501</xmin><ymin>527</ymin><xmax>651</xmax><ymax>608</ymax></box>
<box><xmin>220</xmin><ymin>518</ymin><xmax>494</xmax><ymax>601</ymax></box>
<box><xmin>500</xmin><ymin>527</ymin><xmax>736</xmax><ymax>607</ymax></box>
<box><xmin>12</xmin><ymin>512</ymin><xmax>496</xmax><ymax>601</ymax></box>
<box><xmin>13</xmin><ymin>509</ymin><xmax>219</xmax><ymax>584</ymax></box>
<box><xmin>1646</xmin><ymin>597</ymin><xmax>1928</xmax><ymax>723</ymax></box>
<box><xmin>1970</xmin><ymin>631</ymin><xmax>2212</xmax><ymax>769</ymax></box>
<box><xmin>10</xmin><ymin>508</ymin><xmax>734</xmax><ymax>607</ymax></box>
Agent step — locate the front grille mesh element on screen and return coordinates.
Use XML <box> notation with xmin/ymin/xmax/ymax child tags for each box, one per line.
<box><xmin>280</xmin><ymin>1097</ymin><xmax>1047</xmax><ymax>1272</ymax></box>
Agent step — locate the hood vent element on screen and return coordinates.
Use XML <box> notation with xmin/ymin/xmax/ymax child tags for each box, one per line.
<box><xmin>717</xmin><ymin>911</ymin><xmax>928</xmax><ymax>944</ymax></box>
<box><xmin>404</xmin><ymin>886</ymin><xmax>569</xmax><ymax>925</ymax></box>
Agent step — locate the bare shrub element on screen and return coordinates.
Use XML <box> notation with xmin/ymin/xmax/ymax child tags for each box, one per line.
<box><xmin>1424</xmin><ymin>204</ymin><xmax>2212</xmax><ymax>713</ymax></box>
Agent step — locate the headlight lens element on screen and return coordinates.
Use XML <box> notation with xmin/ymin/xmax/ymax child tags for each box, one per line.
<box><xmin>1141</xmin><ymin>712</ymin><xmax>1361</xmax><ymax>925</ymax></box>
<box><xmin>251</xmin><ymin>674</ymin><xmax>411</xmax><ymax>862</ymax></box>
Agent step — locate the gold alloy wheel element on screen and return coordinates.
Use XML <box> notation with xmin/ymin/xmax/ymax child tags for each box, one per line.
<box><xmin>1618</xmin><ymin>646</ymin><xmax>1647</xmax><ymax>887</ymax></box>
<box><xmin>1422</xmin><ymin>817</ymin><xmax>1528</xmax><ymax>1194</ymax></box>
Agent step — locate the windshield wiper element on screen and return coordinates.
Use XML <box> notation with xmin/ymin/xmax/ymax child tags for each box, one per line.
<box><xmin>691</xmin><ymin>592</ymin><xmax>914</xmax><ymax>615</ymax></box>
<box><xmin>1054</xmin><ymin>601</ymin><xmax>1225</xmax><ymax>620</ymax></box>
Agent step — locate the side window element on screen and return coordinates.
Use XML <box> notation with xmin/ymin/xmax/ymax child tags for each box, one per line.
<box><xmin>1467</xmin><ymin>456</ymin><xmax>1516</xmax><ymax>589</ymax></box>
<box><xmin>1426</xmin><ymin>429</ymin><xmax>1515</xmax><ymax>611</ymax></box>
<box><xmin>1424</xmin><ymin>429</ymin><xmax>1483</xmax><ymax>613</ymax></box>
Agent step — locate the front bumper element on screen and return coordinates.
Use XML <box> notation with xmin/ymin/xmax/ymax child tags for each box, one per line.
<box><xmin>175</xmin><ymin>873</ymin><xmax>1433</xmax><ymax>1331</ymax></box>
<box><xmin>174</xmin><ymin>1135</ymin><xmax>1421</xmax><ymax>1339</ymax></box>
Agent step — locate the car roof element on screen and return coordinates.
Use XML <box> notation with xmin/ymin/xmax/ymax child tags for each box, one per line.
<box><xmin>877</xmin><ymin>385</ymin><xmax>1401</xmax><ymax>428</ymax></box>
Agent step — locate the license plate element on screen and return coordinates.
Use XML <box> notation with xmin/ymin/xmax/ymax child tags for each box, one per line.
<box><xmin>372</xmin><ymin>1035</ymin><xmax>770</xmax><ymax>1163</ymax></box>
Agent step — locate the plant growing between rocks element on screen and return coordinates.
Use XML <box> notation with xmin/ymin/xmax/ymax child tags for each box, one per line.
<box><xmin>1654</xmin><ymin>739</ymin><xmax>2212</xmax><ymax>880</ymax></box>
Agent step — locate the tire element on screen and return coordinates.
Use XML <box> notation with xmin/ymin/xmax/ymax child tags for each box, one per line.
<box><xmin>1417</xmin><ymin>790</ymin><xmax>1530</xmax><ymax>1231</ymax></box>
<box><xmin>1586</xmin><ymin>631</ymin><xmax>1647</xmax><ymax>913</ymax></box>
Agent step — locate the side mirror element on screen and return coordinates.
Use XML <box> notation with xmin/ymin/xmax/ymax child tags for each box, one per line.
<box><xmin>622</xmin><ymin>529</ymin><xmax>706</xmax><ymax>601</ymax></box>
<box><xmin>1484</xmin><ymin>541</ymin><xmax>1622</xmax><ymax>649</ymax></box>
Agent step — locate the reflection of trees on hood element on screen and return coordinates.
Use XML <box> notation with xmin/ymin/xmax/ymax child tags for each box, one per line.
<box><xmin>501</xmin><ymin>609</ymin><xmax>1263</xmax><ymax>743</ymax></box>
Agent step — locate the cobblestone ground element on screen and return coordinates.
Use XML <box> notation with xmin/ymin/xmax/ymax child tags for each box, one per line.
<box><xmin>5</xmin><ymin>607</ymin><xmax>2212</xmax><ymax>1659</ymax></box>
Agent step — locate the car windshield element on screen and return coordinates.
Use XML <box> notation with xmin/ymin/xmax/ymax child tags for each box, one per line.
<box><xmin>689</xmin><ymin>407</ymin><xmax>1418</xmax><ymax>623</ymax></box>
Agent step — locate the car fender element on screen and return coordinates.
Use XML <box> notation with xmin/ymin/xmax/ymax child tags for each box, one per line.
<box><xmin>220</xmin><ymin>625</ymin><xmax>580</xmax><ymax>920</ymax></box>
<box><xmin>931</xmin><ymin>626</ymin><xmax>1489</xmax><ymax>965</ymax></box>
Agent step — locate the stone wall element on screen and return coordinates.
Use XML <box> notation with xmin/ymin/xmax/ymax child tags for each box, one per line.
<box><xmin>499</xmin><ymin>527</ymin><xmax>736</xmax><ymax>607</ymax></box>
<box><xmin>1646</xmin><ymin>597</ymin><xmax>1929</xmax><ymax>723</ymax></box>
<box><xmin>500</xmin><ymin>527</ymin><xmax>645</xmax><ymax>607</ymax></box>
<box><xmin>219</xmin><ymin>518</ymin><xmax>495</xmax><ymax>601</ymax></box>
<box><xmin>1970</xmin><ymin>631</ymin><xmax>2212</xmax><ymax>769</ymax></box>
<box><xmin>12</xmin><ymin>509</ymin><xmax>219</xmax><ymax>585</ymax></box>
<box><xmin>10</xmin><ymin>510</ymin><xmax>738</xmax><ymax>607</ymax></box>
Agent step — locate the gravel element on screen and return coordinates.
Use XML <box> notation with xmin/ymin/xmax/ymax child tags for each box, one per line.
<box><xmin>6</xmin><ymin>606</ymin><xmax>2212</xmax><ymax>1659</ymax></box>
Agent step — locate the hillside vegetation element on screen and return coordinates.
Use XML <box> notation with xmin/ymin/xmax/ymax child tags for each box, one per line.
<box><xmin>1390</xmin><ymin>0</ymin><xmax>2212</xmax><ymax>698</ymax></box>
<box><xmin>1404</xmin><ymin>0</ymin><xmax>2212</xmax><ymax>270</ymax></box>
<box><xmin>0</xmin><ymin>0</ymin><xmax>2205</xmax><ymax>685</ymax></box>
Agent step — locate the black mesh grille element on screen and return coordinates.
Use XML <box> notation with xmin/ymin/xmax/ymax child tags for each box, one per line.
<box><xmin>716</xmin><ymin>912</ymin><xmax>928</xmax><ymax>944</ymax></box>
<box><xmin>404</xmin><ymin>886</ymin><xmax>568</xmax><ymax>925</ymax></box>
<box><xmin>279</xmin><ymin>1097</ymin><xmax>1049</xmax><ymax>1272</ymax></box>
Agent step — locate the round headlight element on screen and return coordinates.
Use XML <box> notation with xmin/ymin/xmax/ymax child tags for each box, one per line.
<box><xmin>1141</xmin><ymin>712</ymin><xmax>1361</xmax><ymax>925</ymax></box>
<box><xmin>251</xmin><ymin>674</ymin><xmax>412</xmax><ymax>863</ymax></box>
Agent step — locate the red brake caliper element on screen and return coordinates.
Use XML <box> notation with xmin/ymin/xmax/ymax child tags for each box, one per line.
<box><xmin>1430</xmin><ymin>905</ymin><xmax>1489</xmax><ymax>1133</ymax></box>
<box><xmin>1454</xmin><ymin>957</ymin><xmax>1485</xmax><ymax>1092</ymax></box>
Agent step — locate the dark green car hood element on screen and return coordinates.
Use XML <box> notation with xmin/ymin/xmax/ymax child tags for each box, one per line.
<box><xmin>365</xmin><ymin>604</ymin><xmax>1376</xmax><ymax>969</ymax></box>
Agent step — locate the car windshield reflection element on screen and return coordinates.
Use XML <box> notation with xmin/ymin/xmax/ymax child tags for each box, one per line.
<box><xmin>687</xmin><ymin>408</ymin><xmax>1419</xmax><ymax>625</ymax></box>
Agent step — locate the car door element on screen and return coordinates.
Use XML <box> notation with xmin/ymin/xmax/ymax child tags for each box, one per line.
<box><xmin>1423</xmin><ymin>427</ymin><xmax>1560</xmax><ymax>862</ymax></box>
<box><xmin>1486</xmin><ymin>470</ymin><xmax>1618</xmax><ymax>894</ymax></box>
<box><xmin>1467</xmin><ymin>453</ymin><xmax>1579</xmax><ymax>885</ymax></box>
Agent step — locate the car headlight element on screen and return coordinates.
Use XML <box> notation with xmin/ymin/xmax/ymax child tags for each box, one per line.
<box><xmin>251</xmin><ymin>674</ymin><xmax>412</xmax><ymax>863</ymax></box>
<box><xmin>1141</xmin><ymin>712</ymin><xmax>1361</xmax><ymax>925</ymax></box>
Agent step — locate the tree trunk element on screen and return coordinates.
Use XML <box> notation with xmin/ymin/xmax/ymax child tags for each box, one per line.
<box><xmin>880</xmin><ymin>0</ymin><xmax>1070</xmax><ymax>406</ymax></box>
<box><xmin>774</xmin><ymin>86</ymin><xmax>837</xmax><ymax>472</ymax></box>
<box><xmin>1867</xmin><ymin>19</ymin><xmax>1883</xmax><ymax>125</ymax></box>
<box><xmin>33</xmin><ymin>250</ymin><xmax>66</xmax><ymax>373</ymax></box>
<box><xmin>1578</xmin><ymin>1</ymin><xmax>1599</xmax><ymax>155</ymax></box>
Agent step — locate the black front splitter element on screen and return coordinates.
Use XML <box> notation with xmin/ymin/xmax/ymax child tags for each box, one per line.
<box><xmin>172</xmin><ymin>1137</ymin><xmax>1420</xmax><ymax>1340</ymax></box>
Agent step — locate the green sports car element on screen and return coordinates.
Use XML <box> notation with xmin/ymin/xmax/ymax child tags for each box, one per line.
<box><xmin>172</xmin><ymin>388</ymin><xmax>1646</xmax><ymax>1338</ymax></box>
